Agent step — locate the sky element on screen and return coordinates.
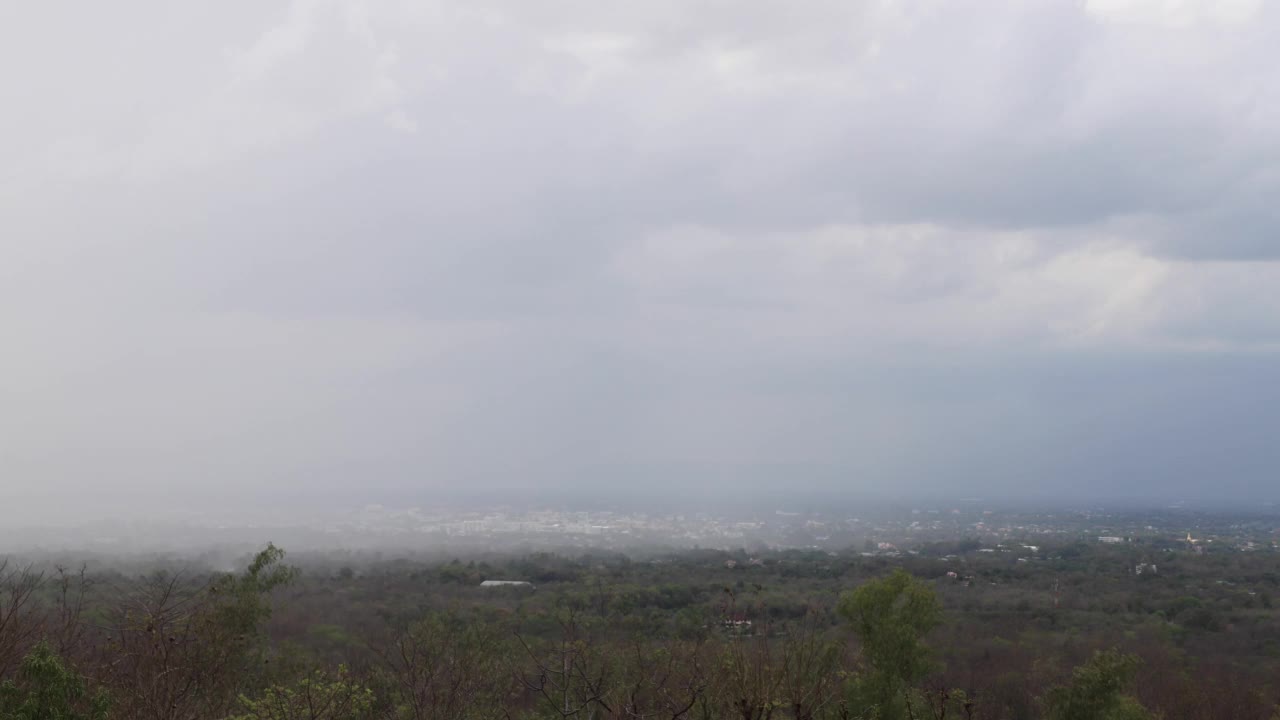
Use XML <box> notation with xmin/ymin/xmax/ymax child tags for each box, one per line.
<box><xmin>3</xmin><ymin>0</ymin><xmax>1280</xmax><ymax>520</ymax></box>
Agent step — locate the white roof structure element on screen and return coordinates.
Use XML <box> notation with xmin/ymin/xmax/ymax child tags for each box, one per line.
<box><xmin>479</xmin><ymin>580</ymin><xmax>534</xmax><ymax>588</ymax></box>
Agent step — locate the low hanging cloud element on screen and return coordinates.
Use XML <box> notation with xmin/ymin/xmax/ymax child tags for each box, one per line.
<box><xmin>3</xmin><ymin>0</ymin><xmax>1280</xmax><ymax>518</ymax></box>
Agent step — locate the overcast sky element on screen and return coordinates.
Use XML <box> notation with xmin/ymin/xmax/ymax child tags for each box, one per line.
<box><xmin>3</xmin><ymin>0</ymin><xmax>1280</xmax><ymax>520</ymax></box>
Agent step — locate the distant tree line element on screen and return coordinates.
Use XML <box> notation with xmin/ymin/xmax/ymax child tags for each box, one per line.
<box><xmin>0</xmin><ymin>542</ymin><xmax>1269</xmax><ymax>718</ymax></box>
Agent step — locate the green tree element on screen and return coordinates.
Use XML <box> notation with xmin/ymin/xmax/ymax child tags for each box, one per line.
<box><xmin>228</xmin><ymin>667</ymin><xmax>373</xmax><ymax>720</ymax></box>
<box><xmin>837</xmin><ymin>570</ymin><xmax>941</xmax><ymax>720</ymax></box>
<box><xmin>208</xmin><ymin>543</ymin><xmax>300</xmax><ymax>641</ymax></box>
<box><xmin>98</xmin><ymin>543</ymin><xmax>298</xmax><ymax>720</ymax></box>
<box><xmin>1043</xmin><ymin>649</ymin><xmax>1152</xmax><ymax>720</ymax></box>
<box><xmin>0</xmin><ymin>642</ymin><xmax>109</xmax><ymax>720</ymax></box>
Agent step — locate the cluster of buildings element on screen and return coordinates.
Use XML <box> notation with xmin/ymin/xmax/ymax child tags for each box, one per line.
<box><xmin>303</xmin><ymin>504</ymin><xmax>1280</xmax><ymax>556</ymax></box>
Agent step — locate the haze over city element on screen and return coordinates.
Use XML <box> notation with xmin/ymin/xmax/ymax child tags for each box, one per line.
<box><xmin>5</xmin><ymin>0</ymin><xmax>1280</xmax><ymax>527</ymax></box>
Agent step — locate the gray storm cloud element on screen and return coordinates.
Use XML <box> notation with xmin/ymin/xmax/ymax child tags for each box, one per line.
<box><xmin>3</xmin><ymin>0</ymin><xmax>1280</xmax><ymax>521</ymax></box>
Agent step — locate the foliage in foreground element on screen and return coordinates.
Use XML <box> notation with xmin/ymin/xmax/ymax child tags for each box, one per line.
<box><xmin>0</xmin><ymin>642</ymin><xmax>109</xmax><ymax>720</ymax></box>
<box><xmin>1043</xmin><ymin>649</ymin><xmax>1153</xmax><ymax>720</ymax></box>
<box><xmin>0</xmin><ymin>544</ymin><xmax>1184</xmax><ymax>719</ymax></box>
<box><xmin>229</xmin><ymin>667</ymin><xmax>373</xmax><ymax>720</ymax></box>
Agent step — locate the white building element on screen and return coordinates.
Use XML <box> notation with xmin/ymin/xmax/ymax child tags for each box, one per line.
<box><xmin>480</xmin><ymin>580</ymin><xmax>534</xmax><ymax>588</ymax></box>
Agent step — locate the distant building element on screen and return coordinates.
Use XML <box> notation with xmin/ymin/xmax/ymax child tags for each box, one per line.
<box><xmin>480</xmin><ymin>580</ymin><xmax>534</xmax><ymax>589</ymax></box>
<box><xmin>1135</xmin><ymin>563</ymin><xmax>1157</xmax><ymax>575</ymax></box>
<box><xmin>1097</xmin><ymin>536</ymin><xmax>1124</xmax><ymax>544</ymax></box>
